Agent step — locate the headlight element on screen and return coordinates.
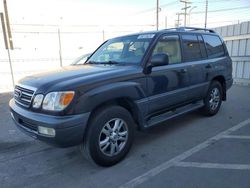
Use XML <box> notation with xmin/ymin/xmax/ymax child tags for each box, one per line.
<box><xmin>32</xmin><ymin>94</ymin><xmax>44</xmax><ymax>108</ymax></box>
<box><xmin>42</xmin><ymin>91</ymin><xmax>75</xmax><ymax>111</ymax></box>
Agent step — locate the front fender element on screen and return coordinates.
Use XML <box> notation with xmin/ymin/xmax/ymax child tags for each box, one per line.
<box><xmin>73</xmin><ymin>82</ymin><xmax>146</xmax><ymax>113</ymax></box>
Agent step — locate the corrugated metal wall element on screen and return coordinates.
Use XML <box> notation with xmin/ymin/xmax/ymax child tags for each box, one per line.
<box><xmin>213</xmin><ymin>21</ymin><xmax>250</xmax><ymax>85</ymax></box>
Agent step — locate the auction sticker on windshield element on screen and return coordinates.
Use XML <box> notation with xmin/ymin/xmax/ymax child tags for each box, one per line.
<box><xmin>137</xmin><ymin>34</ymin><xmax>155</xmax><ymax>39</ymax></box>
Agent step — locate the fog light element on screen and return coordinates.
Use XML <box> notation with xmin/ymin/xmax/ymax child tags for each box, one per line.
<box><xmin>38</xmin><ymin>126</ymin><xmax>56</xmax><ymax>137</ymax></box>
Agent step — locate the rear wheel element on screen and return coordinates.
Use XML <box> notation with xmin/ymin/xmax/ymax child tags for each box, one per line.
<box><xmin>202</xmin><ymin>81</ymin><xmax>223</xmax><ymax>116</ymax></box>
<box><xmin>80</xmin><ymin>106</ymin><xmax>135</xmax><ymax>166</ymax></box>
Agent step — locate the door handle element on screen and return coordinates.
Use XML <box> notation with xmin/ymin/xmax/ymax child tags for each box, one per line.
<box><xmin>205</xmin><ymin>64</ymin><xmax>212</xmax><ymax>69</ymax></box>
<box><xmin>179</xmin><ymin>68</ymin><xmax>187</xmax><ymax>73</ymax></box>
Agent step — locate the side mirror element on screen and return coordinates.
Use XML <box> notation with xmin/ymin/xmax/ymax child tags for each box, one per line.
<box><xmin>150</xmin><ymin>53</ymin><xmax>169</xmax><ymax>67</ymax></box>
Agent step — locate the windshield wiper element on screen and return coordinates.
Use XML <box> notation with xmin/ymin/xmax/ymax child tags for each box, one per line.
<box><xmin>86</xmin><ymin>60</ymin><xmax>120</xmax><ymax>65</ymax></box>
<box><xmin>104</xmin><ymin>61</ymin><xmax>119</xmax><ymax>65</ymax></box>
<box><xmin>86</xmin><ymin>61</ymin><xmax>98</xmax><ymax>64</ymax></box>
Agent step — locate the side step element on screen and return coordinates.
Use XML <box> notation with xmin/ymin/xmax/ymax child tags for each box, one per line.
<box><xmin>146</xmin><ymin>101</ymin><xmax>204</xmax><ymax>128</ymax></box>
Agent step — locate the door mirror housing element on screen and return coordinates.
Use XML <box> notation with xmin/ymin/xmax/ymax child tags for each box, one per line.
<box><xmin>150</xmin><ymin>53</ymin><xmax>169</xmax><ymax>67</ymax></box>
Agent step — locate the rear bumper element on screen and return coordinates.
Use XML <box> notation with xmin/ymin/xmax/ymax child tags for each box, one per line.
<box><xmin>9</xmin><ymin>99</ymin><xmax>90</xmax><ymax>147</ymax></box>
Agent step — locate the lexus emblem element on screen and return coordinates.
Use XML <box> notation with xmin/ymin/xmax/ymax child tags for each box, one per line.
<box><xmin>16</xmin><ymin>90</ymin><xmax>22</xmax><ymax>98</ymax></box>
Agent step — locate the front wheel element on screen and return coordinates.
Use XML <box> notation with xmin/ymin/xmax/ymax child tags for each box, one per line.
<box><xmin>80</xmin><ymin>106</ymin><xmax>135</xmax><ymax>166</ymax></box>
<box><xmin>202</xmin><ymin>81</ymin><xmax>223</xmax><ymax>116</ymax></box>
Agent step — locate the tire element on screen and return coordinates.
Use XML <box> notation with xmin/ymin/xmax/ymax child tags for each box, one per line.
<box><xmin>202</xmin><ymin>81</ymin><xmax>223</xmax><ymax>116</ymax></box>
<box><xmin>80</xmin><ymin>105</ymin><xmax>135</xmax><ymax>166</ymax></box>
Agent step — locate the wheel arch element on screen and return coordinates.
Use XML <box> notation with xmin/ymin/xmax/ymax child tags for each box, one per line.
<box><xmin>212</xmin><ymin>75</ymin><xmax>226</xmax><ymax>101</ymax></box>
<box><xmin>85</xmin><ymin>97</ymin><xmax>144</xmax><ymax>135</ymax></box>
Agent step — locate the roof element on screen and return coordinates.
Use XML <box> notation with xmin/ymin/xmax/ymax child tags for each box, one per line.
<box><xmin>114</xmin><ymin>27</ymin><xmax>217</xmax><ymax>39</ymax></box>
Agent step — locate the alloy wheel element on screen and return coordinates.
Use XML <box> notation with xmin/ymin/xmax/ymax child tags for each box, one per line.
<box><xmin>98</xmin><ymin>118</ymin><xmax>128</xmax><ymax>157</ymax></box>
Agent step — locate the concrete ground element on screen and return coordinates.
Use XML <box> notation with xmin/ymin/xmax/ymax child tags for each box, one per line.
<box><xmin>0</xmin><ymin>85</ymin><xmax>250</xmax><ymax>188</ymax></box>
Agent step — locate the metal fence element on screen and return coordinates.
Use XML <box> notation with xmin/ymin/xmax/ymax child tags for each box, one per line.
<box><xmin>213</xmin><ymin>21</ymin><xmax>250</xmax><ymax>85</ymax></box>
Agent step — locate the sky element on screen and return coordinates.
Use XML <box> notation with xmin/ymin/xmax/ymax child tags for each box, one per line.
<box><xmin>1</xmin><ymin>0</ymin><xmax>250</xmax><ymax>28</ymax></box>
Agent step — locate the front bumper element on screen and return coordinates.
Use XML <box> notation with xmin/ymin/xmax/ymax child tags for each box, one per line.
<box><xmin>9</xmin><ymin>99</ymin><xmax>90</xmax><ymax>147</ymax></box>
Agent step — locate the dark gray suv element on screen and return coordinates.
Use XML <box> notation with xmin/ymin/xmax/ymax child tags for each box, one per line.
<box><xmin>10</xmin><ymin>27</ymin><xmax>233</xmax><ymax>166</ymax></box>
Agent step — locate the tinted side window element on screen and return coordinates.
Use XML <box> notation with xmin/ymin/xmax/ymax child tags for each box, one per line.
<box><xmin>198</xmin><ymin>35</ymin><xmax>207</xmax><ymax>58</ymax></box>
<box><xmin>181</xmin><ymin>34</ymin><xmax>203</xmax><ymax>61</ymax></box>
<box><xmin>202</xmin><ymin>34</ymin><xmax>224</xmax><ymax>58</ymax></box>
<box><xmin>152</xmin><ymin>35</ymin><xmax>182</xmax><ymax>64</ymax></box>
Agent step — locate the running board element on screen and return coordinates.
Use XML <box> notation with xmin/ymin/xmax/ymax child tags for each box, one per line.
<box><xmin>146</xmin><ymin>101</ymin><xmax>204</xmax><ymax>128</ymax></box>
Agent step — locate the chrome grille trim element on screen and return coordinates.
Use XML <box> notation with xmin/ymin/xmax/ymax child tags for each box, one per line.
<box><xmin>14</xmin><ymin>84</ymin><xmax>36</xmax><ymax>108</ymax></box>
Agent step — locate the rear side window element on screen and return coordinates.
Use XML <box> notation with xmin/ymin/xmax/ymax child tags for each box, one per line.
<box><xmin>202</xmin><ymin>34</ymin><xmax>225</xmax><ymax>58</ymax></box>
<box><xmin>181</xmin><ymin>34</ymin><xmax>203</xmax><ymax>61</ymax></box>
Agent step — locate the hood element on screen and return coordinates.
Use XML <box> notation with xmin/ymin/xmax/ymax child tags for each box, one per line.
<box><xmin>18</xmin><ymin>64</ymin><xmax>136</xmax><ymax>92</ymax></box>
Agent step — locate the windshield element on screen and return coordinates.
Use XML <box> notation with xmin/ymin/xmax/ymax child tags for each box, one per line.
<box><xmin>87</xmin><ymin>34</ymin><xmax>155</xmax><ymax>64</ymax></box>
<box><xmin>72</xmin><ymin>53</ymin><xmax>91</xmax><ymax>65</ymax></box>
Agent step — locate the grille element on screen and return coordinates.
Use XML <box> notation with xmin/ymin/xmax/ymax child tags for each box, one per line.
<box><xmin>14</xmin><ymin>85</ymin><xmax>36</xmax><ymax>108</ymax></box>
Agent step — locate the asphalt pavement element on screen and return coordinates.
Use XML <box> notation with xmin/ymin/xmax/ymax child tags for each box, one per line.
<box><xmin>0</xmin><ymin>85</ymin><xmax>250</xmax><ymax>188</ymax></box>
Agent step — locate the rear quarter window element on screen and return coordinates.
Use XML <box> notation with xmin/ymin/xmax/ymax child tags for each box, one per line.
<box><xmin>202</xmin><ymin>34</ymin><xmax>225</xmax><ymax>58</ymax></box>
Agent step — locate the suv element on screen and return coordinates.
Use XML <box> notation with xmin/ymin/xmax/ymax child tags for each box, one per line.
<box><xmin>9</xmin><ymin>27</ymin><xmax>233</xmax><ymax>166</ymax></box>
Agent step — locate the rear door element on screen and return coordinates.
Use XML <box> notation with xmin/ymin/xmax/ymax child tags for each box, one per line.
<box><xmin>180</xmin><ymin>33</ymin><xmax>208</xmax><ymax>100</ymax></box>
<box><xmin>202</xmin><ymin>34</ymin><xmax>230</xmax><ymax>81</ymax></box>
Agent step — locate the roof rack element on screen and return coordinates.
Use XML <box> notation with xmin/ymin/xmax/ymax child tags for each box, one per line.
<box><xmin>178</xmin><ymin>27</ymin><xmax>215</xmax><ymax>33</ymax></box>
<box><xmin>163</xmin><ymin>27</ymin><xmax>216</xmax><ymax>33</ymax></box>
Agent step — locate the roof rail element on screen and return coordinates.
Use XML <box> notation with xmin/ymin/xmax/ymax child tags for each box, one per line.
<box><xmin>177</xmin><ymin>27</ymin><xmax>215</xmax><ymax>33</ymax></box>
<box><xmin>162</xmin><ymin>27</ymin><xmax>215</xmax><ymax>33</ymax></box>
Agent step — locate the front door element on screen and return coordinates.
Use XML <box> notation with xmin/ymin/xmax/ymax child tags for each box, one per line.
<box><xmin>146</xmin><ymin>34</ymin><xmax>190</xmax><ymax>115</ymax></box>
